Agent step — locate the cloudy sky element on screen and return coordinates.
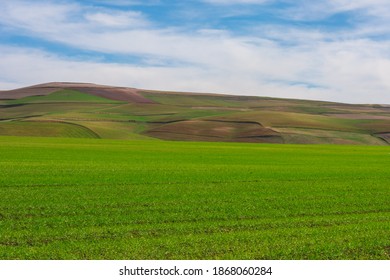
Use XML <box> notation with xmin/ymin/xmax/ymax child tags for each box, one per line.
<box><xmin>1</xmin><ymin>0</ymin><xmax>390</xmax><ymax>104</ymax></box>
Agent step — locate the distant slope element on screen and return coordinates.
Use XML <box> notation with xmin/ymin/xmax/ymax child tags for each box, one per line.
<box><xmin>0</xmin><ymin>82</ymin><xmax>154</xmax><ymax>103</ymax></box>
<box><xmin>7</xmin><ymin>89</ymin><xmax>123</xmax><ymax>104</ymax></box>
<box><xmin>1</xmin><ymin>82</ymin><xmax>390</xmax><ymax>145</ymax></box>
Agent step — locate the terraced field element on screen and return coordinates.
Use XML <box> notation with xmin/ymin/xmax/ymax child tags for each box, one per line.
<box><xmin>0</xmin><ymin>136</ymin><xmax>389</xmax><ymax>259</ymax></box>
<box><xmin>1</xmin><ymin>82</ymin><xmax>390</xmax><ymax>145</ymax></box>
<box><xmin>0</xmin><ymin>121</ymin><xmax>98</xmax><ymax>138</ymax></box>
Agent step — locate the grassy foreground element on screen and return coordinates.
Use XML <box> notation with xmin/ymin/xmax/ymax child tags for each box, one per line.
<box><xmin>0</xmin><ymin>136</ymin><xmax>389</xmax><ymax>260</ymax></box>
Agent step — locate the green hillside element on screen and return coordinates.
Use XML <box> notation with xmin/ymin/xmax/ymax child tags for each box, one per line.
<box><xmin>1</xmin><ymin>83</ymin><xmax>389</xmax><ymax>145</ymax></box>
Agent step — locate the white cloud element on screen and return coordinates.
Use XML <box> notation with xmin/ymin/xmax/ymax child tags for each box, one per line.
<box><xmin>0</xmin><ymin>1</ymin><xmax>81</xmax><ymax>39</ymax></box>
<box><xmin>1</xmin><ymin>0</ymin><xmax>390</xmax><ymax>104</ymax></box>
<box><xmin>333</xmin><ymin>0</ymin><xmax>390</xmax><ymax>11</ymax></box>
<box><xmin>84</xmin><ymin>11</ymin><xmax>148</xmax><ymax>28</ymax></box>
<box><xmin>0</xmin><ymin>1</ymin><xmax>149</xmax><ymax>34</ymax></box>
<box><xmin>2</xmin><ymin>39</ymin><xmax>390</xmax><ymax>104</ymax></box>
<box><xmin>86</xmin><ymin>0</ymin><xmax>159</xmax><ymax>6</ymax></box>
<box><xmin>86</xmin><ymin>0</ymin><xmax>142</xmax><ymax>5</ymax></box>
<box><xmin>202</xmin><ymin>0</ymin><xmax>270</xmax><ymax>4</ymax></box>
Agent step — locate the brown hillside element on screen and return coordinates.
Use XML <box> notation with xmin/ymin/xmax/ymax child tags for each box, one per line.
<box><xmin>0</xmin><ymin>82</ymin><xmax>155</xmax><ymax>103</ymax></box>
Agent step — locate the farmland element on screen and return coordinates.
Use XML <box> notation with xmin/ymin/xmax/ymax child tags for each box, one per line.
<box><xmin>0</xmin><ymin>136</ymin><xmax>389</xmax><ymax>259</ymax></box>
<box><xmin>1</xmin><ymin>82</ymin><xmax>390</xmax><ymax>145</ymax></box>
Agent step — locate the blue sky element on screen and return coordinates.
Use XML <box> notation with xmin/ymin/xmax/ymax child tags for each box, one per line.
<box><xmin>1</xmin><ymin>0</ymin><xmax>390</xmax><ymax>104</ymax></box>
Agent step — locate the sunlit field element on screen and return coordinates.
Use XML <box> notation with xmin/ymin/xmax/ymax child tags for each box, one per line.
<box><xmin>0</xmin><ymin>136</ymin><xmax>389</xmax><ymax>259</ymax></box>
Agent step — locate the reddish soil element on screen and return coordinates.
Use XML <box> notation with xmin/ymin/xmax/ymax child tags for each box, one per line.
<box><xmin>0</xmin><ymin>82</ymin><xmax>156</xmax><ymax>104</ymax></box>
<box><xmin>145</xmin><ymin>119</ymin><xmax>283</xmax><ymax>143</ymax></box>
<box><xmin>0</xmin><ymin>86</ymin><xmax>59</xmax><ymax>99</ymax></box>
<box><xmin>70</xmin><ymin>87</ymin><xmax>155</xmax><ymax>103</ymax></box>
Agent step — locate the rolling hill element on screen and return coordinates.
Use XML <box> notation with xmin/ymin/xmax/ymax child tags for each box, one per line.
<box><xmin>1</xmin><ymin>82</ymin><xmax>390</xmax><ymax>145</ymax></box>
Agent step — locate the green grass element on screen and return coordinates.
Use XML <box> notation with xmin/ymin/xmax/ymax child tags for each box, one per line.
<box><xmin>0</xmin><ymin>103</ymin><xmax>114</xmax><ymax>120</ymax></box>
<box><xmin>0</xmin><ymin>121</ymin><xmax>99</xmax><ymax>138</ymax></box>
<box><xmin>142</xmin><ymin>92</ymin><xmax>248</xmax><ymax>107</ymax></box>
<box><xmin>71</xmin><ymin>121</ymin><xmax>155</xmax><ymax>140</ymax></box>
<box><xmin>0</xmin><ymin>136</ymin><xmax>389</xmax><ymax>259</ymax></box>
<box><xmin>210</xmin><ymin>111</ymin><xmax>362</xmax><ymax>132</ymax></box>
<box><xmin>6</xmin><ymin>90</ymin><xmax>122</xmax><ymax>104</ymax></box>
<box><xmin>274</xmin><ymin>128</ymin><xmax>386</xmax><ymax>145</ymax></box>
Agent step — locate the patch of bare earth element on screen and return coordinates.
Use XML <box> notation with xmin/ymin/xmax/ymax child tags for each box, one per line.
<box><xmin>327</xmin><ymin>114</ymin><xmax>390</xmax><ymax>120</ymax></box>
<box><xmin>375</xmin><ymin>133</ymin><xmax>390</xmax><ymax>144</ymax></box>
<box><xmin>145</xmin><ymin>120</ymin><xmax>283</xmax><ymax>143</ymax></box>
<box><xmin>326</xmin><ymin>105</ymin><xmax>387</xmax><ymax>113</ymax></box>
<box><xmin>0</xmin><ymin>86</ymin><xmax>59</xmax><ymax>99</ymax></box>
<box><xmin>0</xmin><ymin>82</ymin><xmax>156</xmax><ymax>104</ymax></box>
<box><xmin>70</xmin><ymin>87</ymin><xmax>155</xmax><ymax>103</ymax></box>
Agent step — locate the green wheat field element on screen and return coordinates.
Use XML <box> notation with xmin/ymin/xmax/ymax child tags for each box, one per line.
<box><xmin>0</xmin><ymin>136</ymin><xmax>389</xmax><ymax>259</ymax></box>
